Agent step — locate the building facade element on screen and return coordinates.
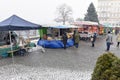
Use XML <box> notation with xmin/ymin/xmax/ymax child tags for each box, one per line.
<box><xmin>98</xmin><ymin>0</ymin><xmax>120</xmax><ymax>27</ymax></box>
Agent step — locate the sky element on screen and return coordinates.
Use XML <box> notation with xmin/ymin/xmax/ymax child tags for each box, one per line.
<box><xmin>0</xmin><ymin>0</ymin><xmax>97</xmax><ymax>25</ymax></box>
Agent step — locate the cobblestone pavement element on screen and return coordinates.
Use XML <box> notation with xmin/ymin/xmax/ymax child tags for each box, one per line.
<box><xmin>0</xmin><ymin>35</ymin><xmax>120</xmax><ymax>80</ymax></box>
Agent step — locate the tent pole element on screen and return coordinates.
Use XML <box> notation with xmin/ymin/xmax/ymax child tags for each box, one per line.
<box><xmin>9</xmin><ymin>31</ymin><xmax>17</xmax><ymax>76</ymax></box>
<box><xmin>9</xmin><ymin>31</ymin><xmax>15</xmax><ymax>65</ymax></box>
<box><xmin>59</xmin><ymin>29</ymin><xmax>60</xmax><ymax>39</ymax></box>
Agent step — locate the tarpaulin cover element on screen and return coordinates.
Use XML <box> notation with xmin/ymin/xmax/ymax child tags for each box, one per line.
<box><xmin>37</xmin><ymin>39</ymin><xmax>74</xmax><ymax>48</ymax></box>
<box><xmin>51</xmin><ymin>25</ymin><xmax>78</xmax><ymax>29</ymax></box>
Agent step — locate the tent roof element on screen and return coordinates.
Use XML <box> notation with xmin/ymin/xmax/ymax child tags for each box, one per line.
<box><xmin>102</xmin><ymin>23</ymin><xmax>113</xmax><ymax>27</ymax></box>
<box><xmin>0</xmin><ymin>15</ymin><xmax>41</xmax><ymax>31</ymax></box>
<box><xmin>43</xmin><ymin>24</ymin><xmax>78</xmax><ymax>29</ymax></box>
<box><xmin>73</xmin><ymin>21</ymin><xmax>99</xmax><ymax>26</ymax></box>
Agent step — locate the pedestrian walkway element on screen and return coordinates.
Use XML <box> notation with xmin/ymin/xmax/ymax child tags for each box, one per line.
<box><xmin>0</xmin><ymin>35</ymin><xmax>119</xmax><ymax>80</ymax></box>
<box><xmin>0</xmin><ymin>64</ymin><xmax>92</xmax><ymax>80</ymax></box>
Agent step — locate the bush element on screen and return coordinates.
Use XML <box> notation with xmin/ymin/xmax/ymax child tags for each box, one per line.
<box><xmin>110</xmin><ymin>59</ymin><xmax>120</xmax><ymax>80</ymax></box>
<box><xmin>91</xmin><ymin>52</ymin><xmax>120</xmax><ymax>80</ymax></box>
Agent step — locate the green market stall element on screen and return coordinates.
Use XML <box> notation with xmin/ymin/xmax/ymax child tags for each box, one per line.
<box><xmin>0</xmin><ymin>15</ymin><xmax>41</xmax><ymax>62</ymax></box>
<box><xmin>38</xmin><ymin>27</ymin><xmax>47</xmax><ymax>39</ymax></box>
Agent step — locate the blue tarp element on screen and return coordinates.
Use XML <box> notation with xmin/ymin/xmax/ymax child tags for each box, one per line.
<box><xmin>50</xmin><ymin>25</ymin><xmax>77</xmax><ymax>29</ymax></box>
<box><xmin>37</xmin><ymin>39</ymin><xmax>74</xmax><ymax>48</ymax></box>
<box><xmin>51</xmin><ymin>25</ymin><xmax>69</xmax><ymax>29</ymax></box>
<box><xmin>0</xmin><ymin>15</ymin><xmax>41</xmax><ymax>31</ymax></box>
<box><xmin>102</xmin><ymin>23</ymin><xmax>112</xmax><ymax>27</ymax></box>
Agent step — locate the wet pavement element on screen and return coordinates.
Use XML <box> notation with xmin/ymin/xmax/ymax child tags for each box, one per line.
<box><xmin>0</xmin><ymin>34</ymin><xmax>120</xmax><ymax>80</ymax></box>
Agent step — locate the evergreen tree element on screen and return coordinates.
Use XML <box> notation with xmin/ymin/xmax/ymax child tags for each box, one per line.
<box><xmin>91</xmin><ymin>52</ymin><xmax>120</xmax><ymax>80</ymax></box>
<box><xmin>84</xmin><ymin>3</ymin><xmax>99</xmax><ymax>23</ymax></box>
<box><xmin>110</xmin><ymin>59</ymin><xmax>120</xmax><ymax>80</ymax></box>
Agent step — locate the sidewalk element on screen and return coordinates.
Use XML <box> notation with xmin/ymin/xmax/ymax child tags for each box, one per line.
<box><xmin>0</xmin><ymin>35</ymin><xmax>119</xmax><ymax>80</ymax></box>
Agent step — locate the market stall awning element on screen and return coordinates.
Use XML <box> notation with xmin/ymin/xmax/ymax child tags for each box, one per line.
<box><xmin>102</xmin><ymin>23</ymin><xmax>113</xmax><ymax>27</ymax></box>
<box><xmin>73</xmin><ymin>21</ymin><xmax>99</xmax><ymax>26</ymax></box>
<box><xmin>0</xmin><ymin>15</ymin><xmax>42</xmax><ymax>31</ymax></box>
<box><xmin>0</xmin><ymin>15</ymin><xmax>42</xmax><ymax>64</ymax></box>
<box><xmin>50</xmin><ymin>25</ymin><xmax>78</xmax><ymax>29</ymax></box>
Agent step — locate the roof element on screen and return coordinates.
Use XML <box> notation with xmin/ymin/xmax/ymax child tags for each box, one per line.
<box><xmin>73</xmin><ymin>21</ymin><xmax>99</xmax><ymax>26</ymax></box>
<box><xmin>0</xmin><ymin>15</ymin><xmax>41</xmax><ymax>31</ymax></box>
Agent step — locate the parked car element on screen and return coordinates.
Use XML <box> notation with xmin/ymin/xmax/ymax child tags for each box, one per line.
<box><xmin>79</xmin><ymin>32</ymin><xmax>93</xmax><ymax>41</ymax></box>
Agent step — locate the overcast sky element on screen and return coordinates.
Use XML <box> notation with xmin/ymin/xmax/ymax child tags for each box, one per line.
<box><xmin>0</xmin><ymin>0</ymin><xmax>97</xmax><ymax>25</ymax></box>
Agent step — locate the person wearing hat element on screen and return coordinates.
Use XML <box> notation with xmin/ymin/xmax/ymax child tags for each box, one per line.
<box><xmin>62</xmin><ymin>32</ymin><xmax>68</xmax><ymax>49</ymax></box>
<box><xmin>91</xmin><ymin>33</ymin><xmax>97</xmax><ymax>47</ymax></box>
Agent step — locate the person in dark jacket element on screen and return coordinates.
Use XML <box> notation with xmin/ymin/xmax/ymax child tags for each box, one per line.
<box><xmin>74</xmin><ymin>30</ymin><xmax>80</xmax><ymax>48</ymax></box>
<box><xmin>106</xmin><ymin>31</ymin><xmax>113</xmax><ymax>51</ymax></box>
<box><xmin>62</xmin><ymin>32</ymin><xmax>68</xmax><ymax>49</ymax></box>
<box><xmin>5</xmin><ymin>32</ymin><xmax>17</xmax><ymax>45</ymax></box>
<box><xmin>73</xmin><ymin>30</ymin><xmax>76</xmax><ymax>45</ymax></box>
<box><xmin>91</xmin><ymin>33</ymin><xmax>97</xmax><ymax>47</ymax></box>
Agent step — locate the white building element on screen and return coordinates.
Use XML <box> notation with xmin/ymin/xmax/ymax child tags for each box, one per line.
<box><xmin>98</xmin><ymin>0</ymin><xmax>120</xmax><ymax>27</ymax></box>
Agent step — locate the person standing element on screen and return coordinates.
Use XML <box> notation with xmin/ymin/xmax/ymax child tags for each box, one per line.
<box><xmin>91</xmin><ymin>33</ymin><xmax>97</xmax><ymax>47</ymax></box>
<box><xmin>5</xmin><ymin>32</ymin><xmax>17</xmax><ymax>45</ymax></box>
<box><xmin>74</xmin><ymin>30</ymin><xmax>80</xmax><ymax>48</ymax></box>
<box><xmin>106</xmin><ymin>31</ymin><xmax>113</xmax><ymax>51</ymax></box>
<box><xmin>116</xmin><ymin>32</ymin><xmax>120</xmax><ymax>47</ymax></box>
<box><xmin>11</xmin><ymin>32</ymin><xmax>17</xmax><ymax>45</ymax></box>
<box><xmin>73</xmin><ymin>30</ymin><xmax>76</xmax><ymax>45</ymax></box>
<box><xmin>62</xmin><ymin>32</ymin><xmax>68</xmax><ymax>49</ymax></box>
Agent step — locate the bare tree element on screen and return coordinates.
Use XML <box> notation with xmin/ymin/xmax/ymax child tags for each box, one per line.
<box><xmin>55</xmin><ymin>4</ymin><xmax>73</xmax><ymax>25</ymax></box>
